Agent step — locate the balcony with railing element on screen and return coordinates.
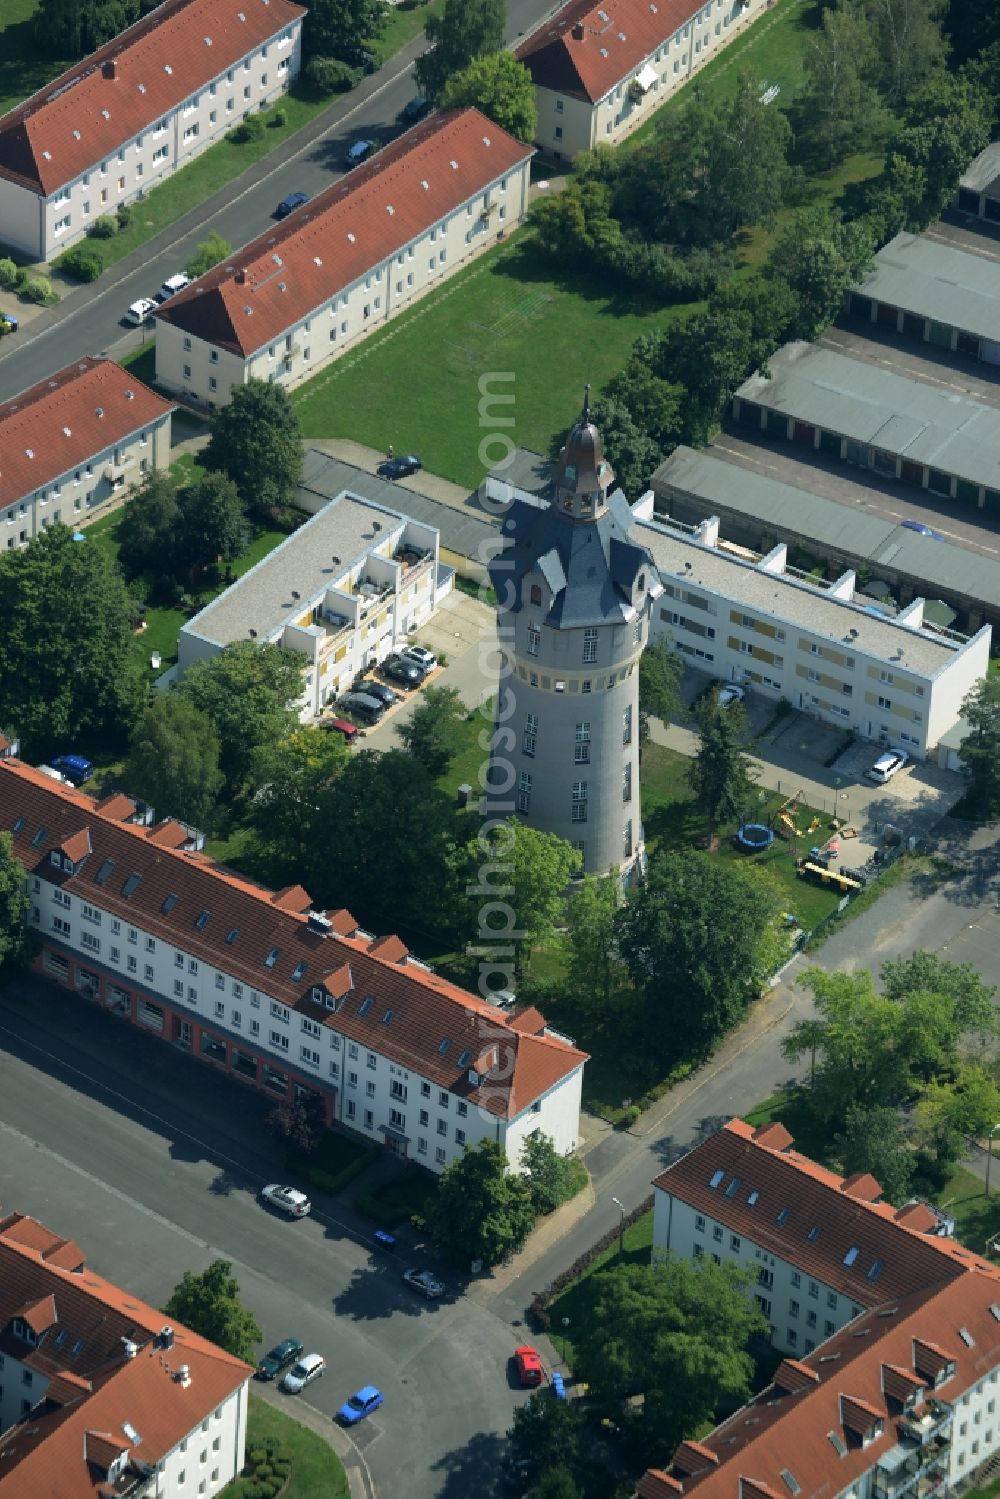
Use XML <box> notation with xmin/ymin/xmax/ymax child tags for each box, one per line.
<box><xmin>898</xmin><ymin>1400</ymin><xmax>952</xmax><ymax>1448</ymax></box>
<box><xmin>872</xmin><ymin>1422</ymin><xmax>951</xmax><ymax>1499</ymax></box>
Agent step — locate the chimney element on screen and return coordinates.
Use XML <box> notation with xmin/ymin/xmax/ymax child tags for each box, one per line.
<box><xmin>572</xmin><ymin>21</ymin><xmax>585</xmax><ymax>38</ymax></box>
<box><xmin>158</xmin><ymin>1325</ymin><xmax>174</xmax><ymax>1350</ymax></box>
<box><xmin>235</xmin><ymin>268</ymin><xmax>247</xmax><ymax>285</ymax></box>
<box><xmin>102</xmin><ymin>58</ymin><xmax>117</xmax><ymax>80</ymax></box>
<box><xmin>121</xmin><ymin>1337</ymin><xmax>138</xmax><ymax>1360</ymax></box>
<box><xmin>176</xmin><ymin>1364</ymin><xmax>191</xmax><ymax>1387</ymax></box>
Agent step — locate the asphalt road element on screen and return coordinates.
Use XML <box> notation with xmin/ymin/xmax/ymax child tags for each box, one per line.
<box><xmin>0</xmin><ymin>0</ymin><xmax>559</xmax><ymax>403</ymax></box>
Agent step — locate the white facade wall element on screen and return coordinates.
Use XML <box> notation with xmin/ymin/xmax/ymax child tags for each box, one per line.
<box><xmin>652</xmin><ymin>1189</ymin><xmax>866</xmax><ymax>1355</ymax></box>
<box><xmin>0</xmin><ymin>178</ymin><xmax>42</xmax><ymax>261</ymax></box>
<box><xmin>949</xmin><ymin>1366</ymin><xmax>1000</xmax><ymax>1487</ymax></box>
<box><xmin>28</xmin><ymin>868</ymin><xmax>573</xmax><ymax>1176</ymax></box>
<box><xmin>2</xmin><ymin>412</ymin><xmax>172</xmax><ymax>551</ymax></box>
<box><xmin>531</xmin><ymin>0</ymin><xmax>764</xmax><ymax>159</ymax></box>
<box><xmin>155</xmin><ymin>159</ymin><xmax>532</xmax><ymax>407</ymax></box>
<box><xmin>16</xmin><ymin>20</ymin><xmax>302</xmax><ymax>263</ymax></box>
<box><xmin>147</xmin><ymin>1381</ymin><xmax>248</xmax><ymax>1499</ymax></box>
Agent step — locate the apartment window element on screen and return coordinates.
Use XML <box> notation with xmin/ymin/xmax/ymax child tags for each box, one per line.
<box><xmin>174</xmin><ymin>979</ymin><xmax>184</xmax><ymax>997</ymax></box>
<box><xmin>712</xmin><ymin>1225</ymin><xmax>723</xmax><ymax>1242</ymax></box>
<box><xmin>439</xmin><ymin>1091</ymin><xmax>449</xmax><ymax>1108</ymax></box>
<box><xmin>623</xmin><ymin>761</ymin><xmax>632</xmax><ymax>802</ymax></box>
<box><xmin>807</xmin><ymin>1310</ymin><xmax>817</xmax><ymax>1328</ymax></box>
<box><xmin>366</xmin><ymin>1080</ymin><xmax>376</xmax><ymax>1098</ymax></box>
<box><xmin>523</xmin><ymin>712</ymin><xmax>537</xmax><ymax>756</ymax></box>
<box><xmin>571</xmin><ymin>782</ymin><xmax>588</xmax><ymax>823</ymax></box>
<box><xmin>270</xmin><ymin>1031</ymin><xmax>289</xmax><ymax>1051</ymax></box>
<box><xmin>418</xmin><ymin>1137</ymin><xmax>428</xmax><ymax>1155</ymax></box>
<box><xmin>457</xmin><ymin>1101</ymin><xmax>467</xmax><ymax>1117</ymax></box>
<box><xmin>789</xmin><ymin>1300</ymin><xmax>799</xmax><ymax>1317</ymax></box>
<box><xmin>436</xmin><ymin>1147</ymin><xmax>447</xmax><ymax>1165</ymax></box>
<box><xmin>518</xmin><ymin>771</ymin><xmax>532</xmax><ymax>813</ymax></box>
<box><xmin>623</xmin><ymin>820</ymin><xmax>633</xmax><ymax>859</ymax></box>
<box><xmin>421</xmin><ymin>1081</ymin><xmax>431</xmax><ymax>1097</ymax></box>
<box><xmin>346</xmin><ymin>1099</ymin><xmax>356</xmax><ymax>1120</ymax></box>
<box><xmin>808</xmin><ymin>1280</ymin><xmax>818</xmax><ymax>1299</ymax></box>
<box><xmin>878</xmin><ymin>695</ymin><xmax>892</xmax><ymax>711</ymax></box>
<box><xmin>419</xmin><ymin>1109</ymin><xmax>429</xmax><ymax>1127</ymax></box>
<box><xmin>437</xmin><ymin>1119</ymin><xmax>447</xmax><ymax>1136</ymax></box>
<box><xmin>527</xmin><ymin>623</ymin><xmax>540</xmax><ymax>656</ymax></box>
<box><xmin>583</xmin><ymin>627</ymin><xmax>598</xmax><ymax>663</ymax></box>
<box><xmin>144</xmin><ymin>964</ymin><xmax>154</xmax><ymax>981</ymax></box>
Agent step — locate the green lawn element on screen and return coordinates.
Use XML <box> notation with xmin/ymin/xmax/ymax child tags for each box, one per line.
<box><xmin>376</xmin><ymin>0</ymin><xmax>445</xmax><ymax>62</ymax></box>
<box><xmin>546</xmin><ymin>1210</ymin><xmax>654</xmax><ymax>1370</ymax></box>
<box><xmin>225</xmin><ymin>1397</ymin><xmax>349</xmax><ymax>1499</ymax></box>
<box><xmin>0</xmin><ymin>0</ymin><xmax>74</xmax><ymax>118</ymax></box>
<box><xmin>353</xmin><ymin>1163</ymin><xmax>440</xmax><ymax>1228</ymax></box>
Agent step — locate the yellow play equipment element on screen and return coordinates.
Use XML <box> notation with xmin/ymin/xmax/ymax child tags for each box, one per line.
<box><xmin>777</xmin><ymin>811</ymin><xmax>801</xmax><ymax>836</ymax></box>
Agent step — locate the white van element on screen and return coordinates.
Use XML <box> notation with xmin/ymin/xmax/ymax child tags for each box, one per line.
<box><xmin>158</xmin><ymin>273</ymin><xmax>190</xmax><ymax>301</ymax></box>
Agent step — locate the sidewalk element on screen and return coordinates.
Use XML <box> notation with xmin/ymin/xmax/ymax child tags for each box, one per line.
<box><xmin>304</xmin><ymin>438</ymin><xmax>482</xmax><ymax>518</ymax></box>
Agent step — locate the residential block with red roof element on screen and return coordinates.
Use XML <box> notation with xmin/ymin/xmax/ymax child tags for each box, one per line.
<box><xmin>516</xmin><ymin>0</ymin><xmax>766</xmax><ymax>160</ymax></box>
<box><xmin>0</xmin><ymin>359</ymin><xmax>174</xmax><ymax>550</ymax></box>
<box><xmin>638</xmin><ymin>1119</ymin><xmax>1000</xmax><ymax>1498</ymax></box>
<box><xmin>153</xmin><ymin>109</ymin><xmax>534</xmax><ymax>408</ymax></box>
<box><xmin>0</xmin><ymin>758</ymin><xmax>587</xmax><ymax>1173</ymax></box>
<box><xmin>0</xmin><ymin>1209</ymin><xmax>252</xmax><ymax>1499</ymax></box>
<box><xmin>0</xmin><ymin>0</ymin><xmax>304</xmax><ymax>263</ymax></box>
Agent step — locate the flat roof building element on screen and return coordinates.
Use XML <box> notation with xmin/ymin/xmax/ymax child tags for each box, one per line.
<box><xmin>154</xmin><ymin>109</ymin><xmax>533</xmax><ymax>409</ymax></box>
<box><xmin>956</xmin><ymin>142</ymin><xmax>1000</xmax><ymax>223</ymax></box>
<box><xmin>733</xmin><ymin>340</ymin><xmax>1000</xmax><ymax>511</ymax></box>
<box><xmin>652</xmin><ymin>445</ymin><xmax>1000</xmax><ymax>633</ymax></box>
<box><xmin>848</xmin><ymin>231</ymin><xmax>1000</xmax><ymax>365</ymax></box>
<box><xmin>177</xmin><ymin>487</ymin><xmax>447</xmax><ymax>718</ymax></box>
<box><xmin>517</xmin><ymin>0</ymin><xmax>767</xmax><ymax>160</ymax></box>
<box><xmin>0</xmin><ymin>0</ymin><xmax>304</xmax><ymax>263</ymax></box>
<box><xmin>0</xmin><ymin>357</ymin><xmax>174</xmax><ymax>549</ymax></box>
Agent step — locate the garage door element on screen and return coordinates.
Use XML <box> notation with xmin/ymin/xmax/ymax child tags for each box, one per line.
<box><xmin>876</xmin><ymin>301</ymin><xmax>898</xmax><ymax>328</ymax></box>
<box><xmin>793</xmin><ymin>421</ymin><xmax>816</xmax><ymax>447</ymax></box>
<box><xmin>982</xmin><ymin>340</ymin><xmax>1000</xmax><ymax>365</ymax></box>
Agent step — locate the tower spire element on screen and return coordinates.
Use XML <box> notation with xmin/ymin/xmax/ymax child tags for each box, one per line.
<box><xmin>582</xmin><ymin>383</ymin><xmax>591</xmax><ymax>423</ymax></box>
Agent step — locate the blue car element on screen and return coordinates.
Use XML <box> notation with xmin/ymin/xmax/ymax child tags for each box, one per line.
<box><xmin>900</xmin><ymin>518</ymin><xmax>944</xmax><ymax>540</ymax></box>
<box><xmin>345</xmin><ymin>138</ymin><xmax>375</xmax><ymax>168</ymax></box>
<box><xmin>50</xmin><ymin>754</ymin><xmax>94</xmax><ymax>785</ymax></box>
<box><xmin>338</xmin><ymin>1385</ymin><xmax>383</xmax><ymax>1424</ymax></box>
<box><xmin>275</xmin><ymin>191</ymin><xmax>309</xmax><ymax>218</ymax></box>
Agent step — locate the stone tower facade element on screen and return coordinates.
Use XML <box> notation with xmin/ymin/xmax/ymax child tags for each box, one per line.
<box><xmin>486</xmin><ymin>393</ymin><xmax>662</xmax><ymax>878</ymax></box>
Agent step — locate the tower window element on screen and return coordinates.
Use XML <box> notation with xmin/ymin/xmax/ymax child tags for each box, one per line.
<box><xmin>623</xmin><ymin>704</ymin><xmax>633</xmax><ymax>745</ymax></box>
<box><xmin>623</xmin><ymin>819</ymin><xmax>633</xmax><ymax>858</ymax></box>
<box><xmin>623</xmin><ymin>762</ymin><xmax>632</xmax><ymax>802</ymax></box>
<box><xmin>527</xmin><ymin>624</ymin><xmax>540</xmax><ymax>657</ymax></box>
<box><xmin>523</xmin><ymin>712</ymin><xmax>537</xmax><ymax>757</ymax></box>
<box><xmin>583</xmin><ymin>628</ymin><xmax>598</xmax><ymax>663</ymax></box>
<box><xmin>575</xmin><ymin>722</ymin><xmax>590</xmax><ymax>764</ymax></box>
<box><xmin>530</xmin><ymin>584</ymin><xmax>542</xmax><ymax>605</ymax></box>
<box><xmin>518</xmin><ymin>771</ymin><xmax>532</xmax><ymax>812</ymax></box>
<box><xmin>572</xmin><ymin>782</ymin><xmax>588</xmax><ymax>823</ymax></box>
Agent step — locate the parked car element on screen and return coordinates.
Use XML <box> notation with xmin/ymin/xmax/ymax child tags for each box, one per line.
<box><xmin>401</xmin><ymin>644</ymin><xmax>438</xmax><ymax>674</ymax></box>
<box><xmin>282</xmin><ymin>1353</ymin><xmax>326</xmax><ymax>1393</ymax></box>
<box><xmin>380</xmin><ymin>654</ymin><xmax>425</xmax><ymax>687</ymax></box>
<box><xmin>321</xmin><ymin>716</ymin><xmax>360</xmax><ymax>744</ymax></box>
<box><xmin>49</xmin><ymin>754</ymin><xmax>94</xmax><ymax>785</ymax></box>
<box><xmin>403</xmin><ymin>1268</ymin><xmax>445</xmax><ymax>1300</ymax></box>
<box><xmin>338</xmin><ymin>46</ymin><xmax>377</xmax><ymax>73</ymax></box>
<box><xmin>864</xmin><ymin>749</ymin><xmax>909</xmax><ymax>785</ymax></box>
<box><xmin>158</xmin><ymin>273</ymin><xmax>190</xmax><ymax>301</ymax></box>
<box><xmin>900</xmin><ymin>518</ymin><xmax>944</xmax><ymax>540</ymax></box>
<box><xmin>38</xmin><ymin>765</ymin><xmax>71</xmax><ymax>784</ymax></box>
<box><xmin>717</xmin><ymin>684</ymin><xmax>745</xmax><ymax>709</ymax></box>
<box><xmin>275</xmin><ymin>191</ymin><xmax>310</xmax><ymax>219</ymax></box>
<box><xmin>359</xmin><ymin>681</ymin><xmax>398</xmax><ymax>709</ymax></box>
<box><xmin>0</xmin><ymin>310</ymin><xmax>18</xmax><ymax>334</ymax></box>
<box><xmin>514</xmin><ymin>1346</ymin><xmax>544</xmax><ymax>1388</ymax></box>
<box><xmin>377</xmin><ymin>454</ymin><xmax>422</xmax><ymax>480</ymax></box>
<box><xmin>259</xmin><ymin>1184</ymin><xmax>312</xmax><ymax>1218</ymax></box>
<box><xmin>339</xmin><ymin>690</ymin><xmax>385</xmax><ymax>726</ymax></box>
<box><xmin>124</xmin><ymin>297</ymin><xmax>157</xmax><ymax>326</ymax></box>
<box><xmin>257</xmin><ymin>1338</ymin><xmax>304</xmax><ymax>1382</ymax></box>
<box><xmin>399</xmin><ymin>94</ymin><xmax>430</xmax><ymax>124</ymax></box>
<box><xmin>345</xmin><ymin>138</ymin><xmax>375</xmax><ymax>168</ymax></box>
<box><xmin>338</xmin><ymin>1385</ymin><xmax>384</xmax><ymax>1424</ymax></box>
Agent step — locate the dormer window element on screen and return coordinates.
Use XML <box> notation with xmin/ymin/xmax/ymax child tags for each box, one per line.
<box><xmin>637</xmin><ymin>573</ymin><xmax>646</xmax><ymax>592</ymax></box>
<box><xmin>12</xmin><ymin>1319</ymin><xmax>36</xmax><ymax>1346</ymax></box>
<box><xmin>530</xmin><ymin>584</ymin><xmax>542</xmax><ymax>605</ymax></box>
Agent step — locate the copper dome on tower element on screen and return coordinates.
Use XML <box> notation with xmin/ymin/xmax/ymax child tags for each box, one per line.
<box><xmin>553</xmin><ymin>385</ymin><xmax>614</xmax><ymax>498</ymax></box>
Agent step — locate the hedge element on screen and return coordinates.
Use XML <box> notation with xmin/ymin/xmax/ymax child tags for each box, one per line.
<box><xmin>529</xmin><ymin>1194</ymin><xmax>654</xmax><ymax>1332</ymax></box>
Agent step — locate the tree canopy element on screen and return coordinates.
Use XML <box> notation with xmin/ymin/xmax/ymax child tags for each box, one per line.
<box><xmin>126</xmin><ymin>694</ymin><xmax>224</xmax><ymax>830</ymax></box>
<box><xmin>464</xmin><ymin>819</ymin><xmax>580</xmax><ymax>976</ymax></box>
<box><xmin>117</xmin><ymin>470</ymin><xmax>180</xmax><ymax>580</ymax></box>
<box><xmin>395</xmin><ymin>685</ymin><xmax>469</xmax><ymax>779</ymax></box>
<box><xmin>204</xmin><ymin>379</ymin><xmax>303</xmax><ymax>521</ymax></box>
<box><xmin>508</xmin><ymin>1393</ymin><xmax>585</xmax><ymax>1497</ymax></box>
<box><xmin>185</xmin><ymin>233</ymin><xmax>233</xmax><ymax>281</ymax></box>
<box><xmin>0</xmin><ymin>833</ymin><xmax>32</xmax><ymax>973</ymax></box>
<box><xmin>639</xmin><ymin>638</ymin><xmax>683</xmax><ymax>745</ymax></box>
<box><xmin>796</xmin><ymin>1</ymin><xmax>886</xmax><ymax>168</ymax></box>
<box><xmin>35</xmin><ymin>0</ymin><xmax>138</xmax><ymax>56</ymax></box>
<box><xmin>415</xmin><ymin>0</ymin><xmax>506</xmax><ymax>101</ymax></box>
<box><xmin>162</xmin><ymin>1259</ymin><xmax>261</xmax><ymax>1363</ymax></box>
<box><xmin>687</xmin><ymin>695</ymin><xmax>759</xmax><ymax>841</ymax></box>
<box><xmin>425</xmin><ymin>1140</ymin><xmax>535</xmax><ymax>1268</ymax></box>
<box><xmin>304</xmin><ymin>0</ymin><xmax>389</xmax><ymax>59</ymax></box>
<box><xmin>0</xmin><ymin>525</ymin><xmax>146</xmax><ymax>757</ymax></box>
<box><xmin>173</xmin><ymin>472</ymin><xmax>248</xmax><ymax>578</ymax></box>
<box><xmin>247</xmin><ymin>726</ymin><xmax>352</xmax><ymax>876</ymax></box>
<box><xmin>959</xmin><ymin>676</ymin><xmax>1000</xmax><ymax>818</ymax></box>
<box><xmin>440</xmin><ymin>51</ymin><xmax>537</xmax><ymax>142</ymax></box>
<box><xmin>176</xmin><ymin>640</ymin><xmax>303</xmax><ymax>786</ymax></box>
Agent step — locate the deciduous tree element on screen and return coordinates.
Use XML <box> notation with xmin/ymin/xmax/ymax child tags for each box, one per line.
<box><xmin>163</xmin><ymin>1259</ymin><xmax>261</xmax><ymax>1363</ymax></box>
<box><xmin>185</xmin><ymin>233</ymin><xmax>233</xmax><ymax>281</ymax></box>
<box><xmin>304</xmin><ymin>0</ymin><xmax>389</xmax><ymax>59</ymax></box>
<box><xmin>464</xmin><ymin>820</ymin><xmax>580</xmax><ymax>977</ymax></box>
<box><xmin>425</xmin><ymin>1140</ymin><xmax>535</xmax><ymax>1268</ymax></box>
<box><xmin>116</xmin><ymin>469</ymin><xmax>179</xmax><ymax>581</ymax></box>
<box><xmin>34</xmin><ymin>0</ymin><xmax>139</xmax><ymax>56</ymax></box>
<box><xmin>657</xmin><ymin>310</ymin><xmax>754</xmax><ymax>445</ymax></box>
<box><xmin>861</xmin><ymin>0</ymin><xmax>947</xmax><ymax>103</ymax></box>
<box><xmin>177</xmin><ymin>640</ymin><xmax>303</xmax><ymax>785</ymax></box>
<box><xmin>0</xmin><ymin>833</ymin><xmax>32</xmax><ymax>972</ymax></box>
<box><xmin>126</xmin><ymin>694</ymin><xmax>224</xmax><ymax>829</ymax></box>
<box><xmin>881</xmin><ymin>952</ymin><xmax>997</xmax><ymax>1043</ymax></box>
<box><xmin>247</xmin><ymin>727</ymin><xmax>351</xmax><ymax>876</ymax></box>
<box><xmin>508</xmin><ymin>1394</ymin><xmax>584</xmax><ymax>1498</ymax></box>
<box><xmin>520</xmin><ymin>1132</ymin><xmax>583</xmax><ymax>1215</ymax></box>
<box><xmin>687</xmin><ymin>695</ymin><xmax>758</xmax><ymax>843</ymax></box>
<box><xmin>174</xmin><ymin>471</ymin><xmax>249</xmax><ymax>577</ymax></box>
<box><xmin>766</xmin><ymin>208</ymin><xmax>875</xmax><ymax>341</ymax></box>
<box><xmin>396</xmin><ymin>685</ymin><xmax>468</xmax><ymax>779</ymax></box>
<box><xmin>835</xmin><ymin>1103</ymin><xmax>913</xmax><ymax>1203</ymax></box>
<box><xmin>796</xmin><ymin>1</ymin><xmax>886</xmax><ymax>168</ymax></box>
<box><xmin>204</xmin><ymin>379</ymin><xmax>303</xmax><ymax>520</ymax></box>
<box><xmin>590</xmin><ymin>397</ymin><xmax>664</xmax><ymax>502</ymax></box>
<box><xmin>415</xmin><ymin>0</ymin><xmax>505</xmax><ymax>102</ymax></box>
<box><xmin>958</xmin><ymin>672</ymin><xmax>1000</xmax><ymax>818</ymax></box>
<box><xmin>440</xmin><ymin>51</ymin><xmax>537</xmax><ymax>142</ymax></box>
<box><xmin>564</xmin><ymin>874</ymin><xmax>629</xmax><ymax>1018</ymax></box>
<box><xmin>639</xmin><ymin>638</ymin><xmax>683</xmax><ymax>745</ymax></box>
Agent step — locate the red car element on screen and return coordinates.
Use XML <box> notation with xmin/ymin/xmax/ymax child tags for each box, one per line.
<box><xmin>514</xmin><ymin>1346</ymin><xmax>544</xmax><ymax>1387</ymax></box>
<box><xmin>322</xmin><ymin>717</ymin><xmax>359</xmax><ymax>744</ymax></box>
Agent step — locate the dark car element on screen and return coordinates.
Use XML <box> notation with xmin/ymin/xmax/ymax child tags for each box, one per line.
<box><xmin>338</xmin><ymin>46</ymin><xmax>377</xmax><ymax>74</ymax></box>
<box><xmin>360</xmin><ymin>681</ymin><xmax>398</xmax><ymax>709</ymax></box>
<box><xmin>275</xmin><ymin>191</ymin><xmax>309</xmax><ymax>219</ymax></box>
<box><xmin>381</xmin><ymin>654</ymin><xmax>425</xmax><ymax>687</ymax></box>
<box><xmin>900</xmin><ymin>518</ymin><xmax>944</xmax><ymax>540</ymax></box>
<box><xmin>340</xmin><ymin>690</ymin><xmax>385</xmax><ymax>726</ymax></box>
<box><xmin>399</xmin><ymin>94</ymin><xmax>430</xmax><ymax>124</ymax></box>
<box><xmin>49</xmin><ymin>754</ymin><xmax>94</xmax><ymax>785</ymax></box>
<box><xmin>377</xmin><ymin>454</ymin><xmax>422</xmax><ymax>480</ymax></box>
<box><xmin>257</xmin><ymin>1337</ymin><xmax>304</xmax><ymax>1381</ymax></box>
<box><xmin>345</xmin><ymin>138</ymin><xmax>375</xmax><ymax>168</ymax></box>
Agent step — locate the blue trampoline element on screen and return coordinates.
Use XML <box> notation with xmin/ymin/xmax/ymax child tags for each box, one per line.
<box><xmin>736</xmin><ymin>823</ymin><xmax>775</xmax><ymax>852</ymax></box>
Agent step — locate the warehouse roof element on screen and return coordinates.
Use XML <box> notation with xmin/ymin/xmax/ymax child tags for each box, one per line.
<box><xmin>857</xmin><ymin>232</ymin><xmax>1000</xmax><ymax>343</ymax></box>
<box><xmin>736</xmin><ymin>342</ymin><xmax>1000</xmax><ymax>493</ymax></box>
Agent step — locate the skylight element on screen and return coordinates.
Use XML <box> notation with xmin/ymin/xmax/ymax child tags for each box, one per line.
<box><xmin>195</xmin><ymin>910</ymin><xmax>210</xmax><ymax>930</ymax></box>
<box><xmin>264</xmin><ymin>947</ymin><xmax>280</xmax><ymax>968</ymax></box>
<box><xmin>708</xmin><ymin>1169</ymin><xmax>725</xmax><ymax>1189</ymax></box>
<box><xmin>777</xmin><ymin>1207</ymin><xmax>790</xmax><ymax>1225</ymax></box>
<box><xmin>382</xmin><ymin>1009</ymin><xmax>394</xmax><ymax>1024</ymax></box>
<box><xmin>747</xmin><ymin>1191</ymin><xmax>759</xmax><ymax>1206</ymax></box>
<box><xmin>457</xmin><ymin>1049</ymin><xmax>472</xmax><ymax>1067</ymax></box>
<box><xmin>12</xmin><ymin>816</ymin><xmax>25</xmax><ymax>833</ymax></box>
<box><xmin>54</xmin><ymin>1328</ymin><xmax>69</xmax><ymax>1347</ymax></box>
<box><xmin>780</xmin><ymin>1471</ymin><xmax>800</xmax><ymax>1495</ymax></box>
<box><xmin>291</xmin><ymin>960</ymin><xmax>307</xmax><ymax>982</ymax></box>
<box><xmin>31</xmin><ymin>826</ymin><xmax>48</xmax><ymax>847</ymax></box>
<box><xmin>71</xmin><ymin>1338</ymin><xmax>86</xmax><ymax>1357</ymax></box>
<box><xmin>867</xmin><ymin>1258</ymin><xmax>885</xmax><ymax>1282</ymax></box>
<box><xmin>843</xmin><ymin>1246</ymin><xmax>860</xmax><ymax>1267</ymax></box>
<box><xmin>121</xmin><ymin>872</ymin><xmax>141</xmax><ymax>897</ymax></box>
<box><xmin>162</xmin><ymin>893</ymin><xmax>178</xmax><ymax>913</ymax></box>
<box><xmin>959</xmin><ymin>1327</ymin><xmax>975</xmax><ymax>1348</ymax></box>
<box><xmin>438</xmin><ymin>1039</ymin><xmax>451</xmax><ymax>1055</ymax></box>
<box><xmin>95</xmin><ymin>859</ymin><xmax>114</xmax><ymax>885</ymax></box>
<box><xmin>359</xmin><ymin>997</ymin><xmax>374</xmax><ymax>1017</ymax></box>
<box><xmin>807</xmin><ymin>1225</ymin><xmax>821</xmax><ymax>1242</ymax></box>
<box><xmin>226</xmin><ymin>927</ymin><xmax>239</xmax><ymax>944</ymax></box>
<box><xmin>827</xmin><ymin>1431</ymin><xmax>848</xmax><ymax>1458</ymax></box>
<box><xmin>990</xmin><ymin>1304</ymin><xmax>1000</xmax><ymax>1324</ymax></box>
<box><xmin>724</xmin><ymin>1176</ymin><xmax>742</xmax><ymax>1199</ymax></box>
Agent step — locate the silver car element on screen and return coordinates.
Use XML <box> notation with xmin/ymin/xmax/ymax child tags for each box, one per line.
<box><xmin>282</xmin><ymin>1352</ymin><xmax>326</xmax><ymax>1392</ymax></box>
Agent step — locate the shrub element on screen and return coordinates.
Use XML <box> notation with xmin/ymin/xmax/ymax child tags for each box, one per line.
<box><xmin>0</xmin><ymin>257</ymin><xmax>19</xmax><ymax>290</ymax></box>
<box><xmin>269</xmin><ymin>106</ymin><xmax>287</xmax><ymax>127</ymax></box>
<box><xmin>116</xmin><ymin>202</ymin><xmax>134</xmax><ymax>229</ymax></box>
<box><xmin>304</xmin><ymin>55</ymin><xmax>358</xmax><ymax>94</ymax></box>
<box><xmin>87</xmin><ymin>215</ymin><xmax>118</xmax><ymax>239</ymax></box>
<box><xmin>59</xmin><ymin>244</ymin><xmax>104</xmax><ymax>281</ymax></box>
<box><xmin>228</xmin><ymin>113</ymin><xmax>266</xmax><ymax>143</ymax></box>
<box><xmin>22</xmin><ymin>275</ymin><xmax>57</xmax><ymax>304</ymax></box>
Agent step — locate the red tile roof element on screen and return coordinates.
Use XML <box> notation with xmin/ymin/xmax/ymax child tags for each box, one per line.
<box><xmin>0</xmin><ymin>1214</ymin><xmax>85</xmax><ymax>1272</ymax></box>
<box><xmin>0</xmin><ymin>760</ymin><xmax>586</xmax><ymax>1118</ymax></box>
<box><xmin>155</xmin><ymin>108</ymin><xmax>534</xmax><ymax>357</ymax></box>
<box><xmin>0</xmin><ymin>1210</ymin><xmax>250</xmax><ymax>1499</ymax></box>
<box><xmin>638</xmin><ymin>1269</ymin><xmax>1000</xmax><ymax>1499</ymax></box>
<box><xmin>653</xmin><ymin>1119</ymin><xmax>994</xmax><ymax>1305</ymax></box>
<box><xmin>0</xmin><ymin>0</ymin><xmax>305</xmax><ymax>196</ymax></box>
<box><xmin>517</xmin><ymin>0</ymin><xmax>705</xmax><ymax>104</ymax></box>
<box><xmin>0</xmin><ymin>358</ymin><xmax>173</xmax><ymax>510</ymax></box>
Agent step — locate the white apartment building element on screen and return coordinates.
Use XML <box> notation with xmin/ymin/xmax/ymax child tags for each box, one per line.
<box><xmin>516</xmin><ymin>0</ymin><xmax>766</xmax><ymax>159</ymax></box>
<box><xmin>639</xmin><ymin>1119</ymin><xmax>1000</xmax><ymax>1499</ymax></box>
<box><xmin>153</xmin><ymin>108</ymin><xmax>533</xmax><ymax>407</ymax></box>
<box><xmin>176</xmin><ymin>488</ymin><xmax>448</xmax><ymax>718</ymax></box>
<box><xmin>630</xmin><ymin>497</ymin><xmax>991</xmax><ymax>758</ymax></box>
<box><xmin>0</xmin><ymin>760</ymin><xmax>587</xmax><ymax>1173</ymax></box>
<box><xmin>0</xmin><ymin>0</ymin><xmax>304</xmax><ymax>263</ymax></box>
<box><xmin>0</xmin><ymin>1209</ymin><xmax>250</xmax><ymax>1499</ymax></box>
<box><xmin>0</xmin><ymin>358</ymin><xmax>173</xmax><ymax>549</ymax></box>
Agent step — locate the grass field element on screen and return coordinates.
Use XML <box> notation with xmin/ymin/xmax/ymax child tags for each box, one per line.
<box><xmin>229</xmin><ymin>1398</ymin><xmax>349</xmax><ymax>1499</ymax></box>
<box><xmin>0</xmin><ymin>0</ymin><xmax>73</xmax><ymax>117</ymax></box>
